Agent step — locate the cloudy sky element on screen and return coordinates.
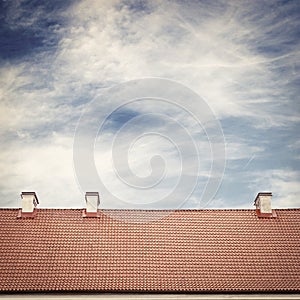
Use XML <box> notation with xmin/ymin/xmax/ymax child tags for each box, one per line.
<box><xmin>0</xmin><ymin>0</ymin><xmax>299</xmax><ymax>210</ymax></box>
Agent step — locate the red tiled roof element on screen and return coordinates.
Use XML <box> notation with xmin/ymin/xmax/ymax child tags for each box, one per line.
<box><xmin>0</xmin><ymin>208</ymin><xmax>300</xmax><ymax>292</ymax></box>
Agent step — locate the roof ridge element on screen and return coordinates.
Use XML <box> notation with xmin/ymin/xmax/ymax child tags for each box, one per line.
<box><xmin>1</xmin><ymin>208</ymin><xmax>300</xmax><ymax>211</ymax></box>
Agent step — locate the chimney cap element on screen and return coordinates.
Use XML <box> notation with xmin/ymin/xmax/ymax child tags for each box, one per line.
<box><xmin>21</xmin><ymin>192</ymin><xmax>39</xmax><ymax>204</ymax></box>
<box><xmin>254</xmin><ymin>192</ymin><xmax>272</xmax><ymax>206</ymax></box>
<box><xmin>85</xmin><ymin>192</ymin><xmax>99</xmax><ymax>197</ymax></box>
<box><xmin>85</xmin><ymin>192</ymin><xmax>100</xmax><ymax>204</ymax></box>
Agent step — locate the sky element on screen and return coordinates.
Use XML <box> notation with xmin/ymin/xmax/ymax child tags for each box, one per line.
<box><xmin>0</xmin><ymin>0</ymin><xmax>299</xmax><ymax>210</ymax></box>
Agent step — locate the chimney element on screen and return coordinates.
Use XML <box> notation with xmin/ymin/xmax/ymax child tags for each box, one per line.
<box><xmin>83</xmin><ymin>192</ymin><xmax>100</xmax><ymax>217</ymax></box>
<box><xmin>18</xmin><ymin>192</ymin><xmax>39</xmax><ymax>218</ymax></box>
<box><xmin>254</xmin><ymin>192</ymin><xmax>276</xmax><ymax>217</ymax></box>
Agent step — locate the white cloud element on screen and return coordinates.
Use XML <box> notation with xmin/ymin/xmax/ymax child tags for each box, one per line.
<box><xmin>248</xmin><ymin>169</ymin><xmax>300</xmax><ymax>208</ymax></box>
<box><xmin>0</xmin><ymin>132</ymin><xmax>82</xmax><ymax>208</ymax></box>
<box><xmin>225</xmin><ymin>139</ymin><xmax>264</xmax><ymax>161</ymax></box>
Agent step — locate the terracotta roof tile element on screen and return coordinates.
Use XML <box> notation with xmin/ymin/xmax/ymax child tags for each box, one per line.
<box><xmin>0</xmin><ymin>208</ymin><xmax>300</xmax><ymax>292</ymax></box>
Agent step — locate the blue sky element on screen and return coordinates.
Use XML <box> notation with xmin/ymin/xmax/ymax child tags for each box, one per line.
<box><xmin>0</xmin><ymin>0</ymin><xmax>299</xmax><ymax>209</ymax></box>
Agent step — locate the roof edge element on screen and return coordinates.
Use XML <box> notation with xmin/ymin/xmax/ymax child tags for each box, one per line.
<box><xmin>0</xmin><ymin>208</ymin><xmax>300</xmax><ymax>212</ymax></box>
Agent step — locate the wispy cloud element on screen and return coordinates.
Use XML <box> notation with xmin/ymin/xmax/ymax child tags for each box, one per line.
<box><xmin>249</xmin><ymin>169</ymin><xmax>300</xmax><ymax>208</ymax></box>
<box><xmin>0</xmin><ymin>0</ymin><xmax>299</xmax><ymax>209</ymax></box>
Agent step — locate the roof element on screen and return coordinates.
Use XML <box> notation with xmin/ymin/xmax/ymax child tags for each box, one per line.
<box><xmin>0</xmin><ymin>208</ymin><xmax>300</xmax><ymax>293</ymax></box>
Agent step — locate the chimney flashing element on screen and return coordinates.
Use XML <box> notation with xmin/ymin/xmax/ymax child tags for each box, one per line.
<box><xmin>17</xmin><ymin>209</ymin><xmax>38</xmax><ymax>219</ymax></box>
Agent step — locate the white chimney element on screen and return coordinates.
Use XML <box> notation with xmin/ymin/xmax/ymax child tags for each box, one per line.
<box><xmin>85</xmin><ymin>192</ymin><xmax>100</xmax><ymax>213</ymax></box>
<box><xmin>254</xmin><ymin>192</ymin><xmax>273</xmax><ymax>216</ymax></box>
<box><xmin>20</xmin><ymin>192</ymin><xmax>39</xmax><ymax>217</ymax></box>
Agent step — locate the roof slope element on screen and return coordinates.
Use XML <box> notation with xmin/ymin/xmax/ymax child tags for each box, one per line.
<box><xmin>0</xmin><ymin>209</ymin><xmax>300</xmax><ymax>292</ymax></box>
